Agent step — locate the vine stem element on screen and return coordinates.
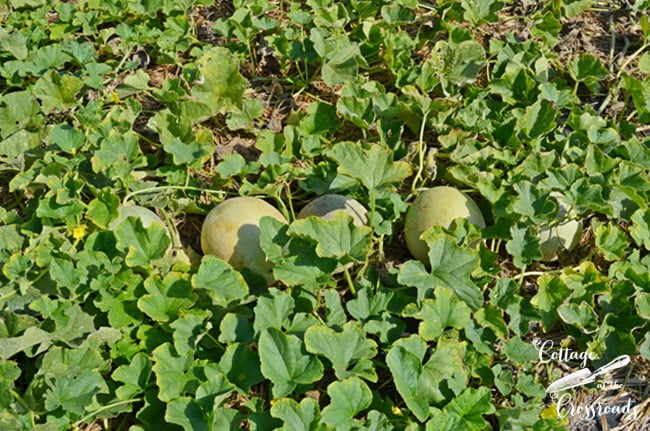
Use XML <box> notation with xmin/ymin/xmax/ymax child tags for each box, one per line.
<box><xmin>123</xmin><ymin>185</ymin><xmax>225</xmax><ymax>205</ymax></box>
<box><xmin>74</xmin><ymin>398</ymin><xmax>141</xmax><ymax>427</ymax></box>
<box><xmin>599</xmin><ymin>42</ymin><xmax>649</xmax><ymax>114</ymax></box>
<box><xmin>343</xmin><ymin>266</ymin><xmax>356</xmax><ymax>296</ymax></box>
<box><xmin>411</xmin><ymin>110</ymin><xmax>431</xmax><ymax>195</ymax></box>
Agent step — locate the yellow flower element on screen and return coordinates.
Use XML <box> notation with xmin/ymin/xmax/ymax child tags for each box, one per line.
<box><xmin>540</xmin><ymin>404</ymin><xmax>557</xmax><ymax>419</ymax></box>
<box><xmin>110</xmin><ymin>91</ymin><xmax>120</xmax><ymax>104</ymax></box>
<box><xmin>72</xmin><ymin>225</ymin><xmax>87</xmax><ymax>239</ymax></box>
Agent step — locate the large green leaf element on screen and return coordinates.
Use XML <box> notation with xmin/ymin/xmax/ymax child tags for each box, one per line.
<box><xmin>271</xmin><ymin>397</ymin><xmax>321</xmax><ymax>431</ymax></box>
<box><xmin>327</xmin><ymin>141</ymin><xmax>412</xmax><ymax>192</ymax></box>
<box><xmin>137</xmin><ymin>273</ymin><xmax>195</xmax><ymax>323</ymax></box>
<box><xmin>304</xmin><ymin>321</ymin><xmax>377</xmax><ymax>381</ymax></box>
<box><xmin>418</xmin><ymin>286</ymin><xmax>472</xmax><ymax>340</ymax></box>
<box><xmin>192</xmin><ymin>256</ymin><xmax>249</xmax><ymax>307</ymax></box>
<box><xmin>320</xmin><ymin>377</ymin><xmax>372</xmax><ymax>429</ymax></box>
<box><xmin>258</xmin><ymin>328</ymin><xmax>323</xmax><ymax>398</ymax></box>
<box><xmin>426</xmin><ymin>387</ymin><xmax>495</xmax><ymax>431</ymax></box>
<box><xmin>114</xmin><ymin>217</ymin><xmax>170</xmax><ymax>267</ymax></box>
<box><xmin>397</xmin><ymin>232</ymin><xmax>483</xmax><ymax>309</ymax></box>
<box><xmin>288</xmin><ymin>212</ymin><xmax>372</xmax><ymax>263</ymax></box>
<box><xmin>190</xmin><ymin>47</ymin><xmax>246</xmax><ymax>114</ymax></box>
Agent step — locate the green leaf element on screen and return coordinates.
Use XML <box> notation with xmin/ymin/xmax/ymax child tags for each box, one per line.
<box><xmin>531</xmin><ymin>12</ymin><xmax>562</xmax><ymax>46</ymax></box>
<box><xmin>427</xmin><ymin>387</ymin><xmax>495</xmax><ymax>431</ymax></box>
<box><xmin>33</xmin><ymin>71</ymin><xmax>83</xmax><ymax>113</ymax></box>
<box><xmin>506</xmin><ymin>223</ymin><xmax>542</xmax><ymax>269</ymax></box>
<box><xmin>288</xmin><ymin>212</ymin><xmax>372</xmax><ymax>263</ymax></box>
<box><xmin>137</xmin><ymin>273</ymin><xmax>195</xmax><ymax>323</ymax></box>
<box><xmin>561</xmin><ymin>261</ymin><xmax>608</xmax><ymax>305</ymax></box>
<box><xmin>557</xmin><ymin>303</ymin><xmax>599</xmax><ymax>333</ymax></box>
<box><xmin>461</xmin><ymin>0</ymin><xmax>500</xmax><ymax>24</ymax></box>
<box><xmin>216</xmin><ymin>153</ymin><xmax>247</xmax><ymax>178</ymax></box>
<box><xmin>386</xmin><ymin>335</ymin><xmax>466</xmax><ymax>420</ymax></box>
<box><xmin>503</xmin><ymin>336</ymin><xmax>539</xmax><ymax>364</ymax></box>
<box><xmin>258</xmin><ymin>328</ymin><xmax>324</xmax><ymax>398</ymax></box>
<box><xmin>304</xmin><ymin>321</ymin><xmax>378</xmax><ymax>381</ymax></box>
<box><xmin>0</xmin><ymin>27</ymin><xmax>28</xmax><ymax>60</ymax></box>
<box><xmin>151</xmin><ymin>343</ymin><xmax>191</xmax><ymax>402</ymax></box>
<box><xmin>635</xmin><ymin>293</ymin><xmax>650</xmax><ymax>320</ymax></box>
<box><xmin>191</xmin><ymin>47</ymin><xmax>246</xmax><ymax>114</ymax></box>
<box><xmin>218</xmin><ymin>312</ymin><xmax>254</xmax><ymax>344</ymax></box>
<box><xmin>516</xmin><ymin>374</ymin><xmax>546</xmax><ymax>398</ymax></box>
<box><xmin>563</xmin><ymin>0</ymin><xmax>595</xmax><ymax>17</ymax></box>
<box><xmin>397</xmin><ymin>232</ymin><xmax>482</xmax><ymax>309</ymax></box>
<box><xmin>431</xmin><ymin>40</ymin><xmax>485</xmax><ymax>88</ymax></box>
<box><xmin>639</xmin><ymin>52</ymin><xmax>650</xmax><ymax>73</ymax></box>
<box><xmin>192</xmin><ymin>256</ymin><xmax>249</xmax><ymax>307</ymax></box>
<box><xmin>630</xmin><ymin>208</ymin><xmax>650</xmax><ymax>250</ymax></box>
<box><xmin>510</xmin><ymin>182</ymin><xmax>556</xmax><ymax>223</ymax></box>
<box><xmin>386</xmin><ymin>344</ymin><xmax>431</xmax><ymax>421</ymax></box>
<box><xmin>492</xmin><ymin>364</ymin><xmax>514</xmax><ymax>396</ymax></box>
<box><xmin>322</xmin><ymin>44</ymin><xmax>360</xmax><ymax>87</ymax></box>
<box><xmin>321</xmin><ymin>377</ymin><xmax>372</xmax><ymax>429</ymax></box>
<box><xmin>594</xmin><ymin>222</ymin><xmax>627</xmax><ymax>261</ymax></box>
<box><xmin>165</xmin><ymin>397</ymin><xmax>208</xmax><ymax>431</ymax></box>
<box><xmin>568</xmin><ymin>53</ymin><xmax>608</xmax><ymax>93</ymax></box>
<box><xmin>327</xmin><ymin>141</ymin><xmax>412</xmax><ymax>192</ymax></box>
<box><xmin>195</xmin><ymin>366</ymin><xmax>235</xmax><ymax>410</ymax></box>
<box><xmin>640</xmin><ymin>333</ymin><xmax>650</xmax><ymax>360</ymax></box>
<box><xmin>50</xmin><ymin>124</ymin><xmax>85</xmax><ymax>154</ymax></box>
<box><xmin>115</xmin><ymin>69</ymin><xmax>153</xmax><ymax>98</ymax></box>
<box><xmin>112</xmin><ymin>353</ymin><xmax>152</xmax><ymax>400</ymax></box>
<box><xmin>531</xmin><ymin>275</ymin><xmax>570</xmax><ymax>330</ymax></box>
<box><xmin>115</xmin><ymin>217</ymin><xmax>170</xmax><ymax>267</ymax></box>
<box><xmin>148</xmin><ymin>111</ymin><xmax>215</xmax><ymax>167</ymax></box>
<box><xmin>271</xmin><ymin>397</ymin><xmax>321</xmax><ymax>431</ymax></box>
<box><xmin>0</xmin><ymin>360</ymin><xmax>20</xmax><ymax>409</ymax></box>
<box><xmin>418</xmin><ymin>286</ymin><xmax>472</xmax><ymax>340</ymax></box>
<box><xmin>517</xmin><ymin>100</ymin><xmax>556</xmax><ymax>139</ymax></box>
<box><xmin>44</xmin><ymin>370</ymin><xmax>108</xmax><ymax>416</ymax></box>
<box><xmin>426</xmin><ymin>338</ymin><xmax>469</xmax><ymax>399</ymax></box>
<box><xmin>253</xmin><ymin>288</ymin><xmax>294</xmax><ymax>334</ymax></box>
<box><xmin>260</xmin><ymin>217</ymin><xmax>337</xmax><ymax>288</ymax></box>
<box><xmin>86</xmin><ymin>191</ymin><xmax>120</xmax><ymax>229</ymax></box>
<box><xmin>474</xmin><ymin>305</ymin><xmax>508</xmax><ymax>340</ymax></box>
<box><xmin>216</xmin><ymin>343</ymin><xmax>263</xmax><ymax>393</ymax></box>
<box><xmin>0</xmin><ymin>327</ymin><xmax>52</xmax><ymax>360</ymax></box>
<box><xmin>171</xmin><ymin>311</ymin><xmax>209</xmax><ymax>357</ymax></box>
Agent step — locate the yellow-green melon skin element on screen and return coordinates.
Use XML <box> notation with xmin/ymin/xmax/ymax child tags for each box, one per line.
<box><xmin>538</xmin><ymin>193</ymin><xmax>583</xmax><ymax>261</ymax></box>
<box><xmin>109</xmin><ymin>205</ymin><xmax>167</xmax><ymax>231</ymax></box>
<box><xmin>539</xmin><ymin>221</ymin><xmax>582</xmax><ymax>261</ymax></box>
<box><xmin>297</xmin><ymin>194</ymin><xmax>368</xmax><ymax>226</ymax></box>
<box><xmin>201</xmin><ymin>197</ymin><xmax>286</xmax><ymax>282</ymax></box>
<box><xmin>405</xmin><ymin>186</ymin><xmax>486</xmax><ymax>264</ymax></box>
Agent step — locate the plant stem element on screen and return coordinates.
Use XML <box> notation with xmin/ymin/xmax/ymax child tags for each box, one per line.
<box><xmin>411</xmin><ymin>110</ymin><xmax>431</xmax><ymax>194</ymax></box>
<box><xmin>75</xmin><ymin>398</ymin><xmax>142</xmax><ymax>427</ymax></box>
<box><xmin>343</xmin><ymin>266</ymin><xmax>356</xmax><ymax>296</ymax></box>
<box><xmin>123</xmin><ymin>185</ymin><xmax>225</xmax><ymax>205</ymax></box>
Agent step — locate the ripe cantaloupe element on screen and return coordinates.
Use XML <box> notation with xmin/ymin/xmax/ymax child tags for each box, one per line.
<box><xmin>297</xmin><ymin>194</ymin><xmax>368</xmax><ymax>226</ymax></box>
<box><xmin>405</xmin><ymin>186</ymin><xmax>485</xmax><ymax>264</ymax></box>
<box><xmin>201</xmin><ymin>197</ymin><xmax>287</xmax><ymax>282</ymax></box>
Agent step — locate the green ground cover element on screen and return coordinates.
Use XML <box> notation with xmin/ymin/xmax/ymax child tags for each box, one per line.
<box><xmin>0</xmin><ymin>0</ymin><xmax>649</xmax><ymax>429</ymax></box>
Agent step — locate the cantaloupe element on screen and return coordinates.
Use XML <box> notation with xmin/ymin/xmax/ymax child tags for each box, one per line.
<box><xmin>404</xmin><ymin>186</ymin><xmax>485</xmax><ymax>264</ymax></box>
<box><xmin>297</xmin><ymin>194</ymin><xmax>368</xmax><ymax>226</ymax></box>
<box><xmin>539</xmin><ymin>193</ymin><xmax>583</xmax><ymax>261</ymax></box>
<box><xmin>201</xmin><ymin>197</ymin><xmax>287</xmax><ymax>282</ymax></box>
